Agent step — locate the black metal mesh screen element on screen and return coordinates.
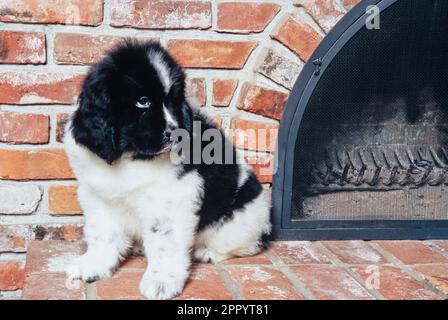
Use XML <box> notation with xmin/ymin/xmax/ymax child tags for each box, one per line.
<box><xmin>292</xmin><ymin>0</ymin><xmax>448</xmax><ymax>220</ymax></box>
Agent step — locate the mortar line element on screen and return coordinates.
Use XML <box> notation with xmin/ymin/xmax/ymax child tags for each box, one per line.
<box><xmin>0</xmin><ymin>219</ymin><xmax>84</xmax><ymax>227</ymax></box>
<box><xmin>85</xmin><ymin>283</ymin><xmax>98</xmax><ymax>300</ymax></box>
<box><xmin>264</xmin><ymin>249</ymin><xmax>315</xmax><ymax>300</ymax></box>
<box><xmin>0</xmin><ymin>24</ymin><xmax>284</xmax><ymax>40</ymax></box>
<box><xmin>0</xmin><ymin>252</ymin><xmax>27</xmax><ymax>261</ymax></box>
<box><xmin>102</xmin><ymin>0</ymin><xmax>111</xmax><ymax>26</ymax></box>
<box><xmin>424</xmin><ymin>240</ymin><xmax>448</xmax><ymax>259</ymax></box>
<box><xmin>292</xmin><ymin>6</ymin><xmax>327</xmax><ymax>37</ymax></box>
<box><xmin>211</xmin><ymin>0</ymin><xmax>218</xmax><ymax>31</ymax></box>
<box><xmin>314</xmin><ymin>242</ymin><xmax>385</xmax><ymax>300</ymax></box>
<box><xmin>215</xmin><ymin>264</ymin><xmax>243</xmax><ymax>300</ymax></box>
<box><xmin>48</xmin><ymin>102</ymin><xmax>59</xmax><ymax>145</ymax></box>
<box><xmin>368</xmin><ymin>242</ymin><xmax>448</xmax><ymax>299</ymax></box>
<box><xmin>205</xmin><ymin>77</ymin><xmax>213</xmax><ymax>109</ymax></box>
<box><xmin>0</xmin><ymin>289</ymin><xmax>22</xmax><ymax>300</ymax></box>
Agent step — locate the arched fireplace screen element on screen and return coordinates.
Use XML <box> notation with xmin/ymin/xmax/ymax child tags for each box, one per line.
<box><xmin>272</xmin><ymin>0</ymin><xmax>448</xmax><ymax>240</ymax></box>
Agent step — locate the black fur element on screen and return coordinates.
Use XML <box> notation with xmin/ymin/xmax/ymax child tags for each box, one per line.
<box><xmin>71</xmin><ymin>40</ymin><xmax>266</xmax><ymax>231</ymax></box>
<box><xmin>180</xmin><ymin>112</ymin><xmax>264</xmax><ymax>231</ymax></box>
<box><xmin>72</xmin><ymin>40</ymin><xmax>189</xmax><ymax>164</ymax></box>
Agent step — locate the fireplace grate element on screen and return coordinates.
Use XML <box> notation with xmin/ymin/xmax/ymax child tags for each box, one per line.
<box><xmin>271</xmin><ymin>0</ymin><xmax>448</xmax><ymax>240</ymax></box>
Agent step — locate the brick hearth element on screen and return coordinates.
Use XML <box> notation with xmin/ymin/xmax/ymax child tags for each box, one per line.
<box><xmin>10</xmin><ymin>240</ymin><xmax>447</xmax><ymax>300</ymax></box>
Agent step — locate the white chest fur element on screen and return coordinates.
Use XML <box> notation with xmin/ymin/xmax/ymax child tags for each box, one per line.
<box><xmin>64</xmin><ymin>125</ymin><xmax>203</xmax><ymax>220</ymax></box>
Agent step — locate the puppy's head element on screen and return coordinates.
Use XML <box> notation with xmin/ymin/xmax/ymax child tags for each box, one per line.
<box><xmin>72</xmin><ymin>40</ymin><xmax>192</xmax><ymax>164</ymax></box>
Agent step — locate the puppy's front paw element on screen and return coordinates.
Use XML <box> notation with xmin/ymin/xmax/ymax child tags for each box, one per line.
<box><xmin>66</xmin><ymin>256</ymin><xmax>113</xmax><ymax>283</ymax></box>
<box><xmin>139</xmin><ymin>270</ymin><xmax>187</xmax><ymax>300</ymax></box>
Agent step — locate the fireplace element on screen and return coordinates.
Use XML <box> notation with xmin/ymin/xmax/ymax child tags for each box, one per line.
<box><xmin>272</xmin><ymin>0</ymin><xmax>448</xmax><ymax>240</ymax></box>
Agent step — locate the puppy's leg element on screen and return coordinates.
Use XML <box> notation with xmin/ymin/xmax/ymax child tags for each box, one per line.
<box><xmin>195</xmin><ymin>191</ymin><xmax>271</xmax><ymax>263</ymax></box>
<box><xmin>139</xmin><ymin>216</ymin><xmax>197</xmax><ymax>300</ymax></box>
<box><xmin>66</xmin><ymin>189</ymin><xmax>130</xmax><ymax>282</ymax></box>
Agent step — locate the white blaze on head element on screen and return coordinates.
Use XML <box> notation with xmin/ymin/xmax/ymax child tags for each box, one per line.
<box><xmin>147</xmin><ymin>49</ymin><xmax>172</xmax><ymax>94</ymax></box>
<box><xmin>163</xmin><ymin>105</ymin><xmax>178</xmax><ymax>128</ymax></box>
<box><xmin>147</xmin><ymin>48</ymin><xmax>178</xmax><ymax>129</ymax></box>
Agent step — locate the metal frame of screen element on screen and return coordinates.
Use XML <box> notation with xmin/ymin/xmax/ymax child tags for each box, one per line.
<box><xmin>271</xmin><ymin>0</ymin><xmax>448</xmax><ymax>240</ymax></box>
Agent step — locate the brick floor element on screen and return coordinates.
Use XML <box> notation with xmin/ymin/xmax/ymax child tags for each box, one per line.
<box><xmin>14</xmin><ymin>240</ymin><xmax>448</xmax><ymax>300</ymax></box>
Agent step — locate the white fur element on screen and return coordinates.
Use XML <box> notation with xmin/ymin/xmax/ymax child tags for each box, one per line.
<box><xmin>236</xmin><ymin>150</ymin><xmax>251</xmax><ymax>188</ymax></box>
<box><xmin>194</xmin><ymin>191</ymin><xmax>271</xmax><ymax>263</ymax></box>
<box><xmin>64</xmin><ymin>120</ymin><xmax>271</xmax><ymax>299</ymax></box>
<box><xmin>163</xmin><ymin>105</ymin><xmax>178</xmax><ymax>128</ymax></box>
<box><xmin>147</xmin><ymin>50</ymin><xmax>171</xmax><ymax>93</ymax></box>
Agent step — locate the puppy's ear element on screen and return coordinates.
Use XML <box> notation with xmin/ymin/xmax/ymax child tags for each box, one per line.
<box><xmin>71</xmin><ymin>73</ymin><xmax>120</xmax><ymax>164</ymax></box>
<box><xmin>164</xmin><ymin>63</ymin><xmax>185</xmax><ymax>105</ymax></box>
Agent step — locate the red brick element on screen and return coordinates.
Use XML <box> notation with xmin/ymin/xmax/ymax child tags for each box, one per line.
<box><xmin>0</xmin><ymin>184</ymin><xmax>42</xmax><ymax>215</ymax></box>
<box><xmin>226</xmin><ymin>266</ymin><xmax>302</xmax><ymax>299</ymax></box>
<box><xmin>212</xmin><ymin>79</ymin><xmax>238</xmax><ymax>107</ymax></box>
<box><xmin>177</xmin><ymin>265</ymin><xmax>232</xmax><ymax>300</ymax></box>
<box><xmin>167</xmin><ymin>40</ymin><xmax>257</xmax><ymax>69</ymax></box>
<box><xmin>0</xmin><ymin>149</ymin><xmax>74</xmax><ymax>180</ymax></box>
<box><xmin>96</xmin><ymin>270</ymin><xmax>144</xmax><ymax>300</ymax></box>
<box><xmin>96</xmin><ymin>264</ymin><xmax>232</xmax><ymax>300</ymax></box>
<box><xmin>223</xmin><ymin>253</ymin><xmax>272</xmax><ymax>265</ymax></box>
<box><xmin>352</xmin><ymin>265</ymin><xmax>442</xmax><ymax>300</ymax></box>
<box><xmin>291</xmin><ymin>265</ymin><xmax>374</xmax><ymax>300</ymax></box>
<box><xmin>257</xmin><ymin>48</ymin><xmax>302</xmax><ymax>90</ymax></box>
<box><xmin>375</xmin><ymin>241</ymin><xmax>448</xmax><ymax>265</ymax></box>
<box><xmin>238</xmin><ymin>83</ymin><xmax>288</xmax><ymax>120</ymax></box>
<box><xmin>0</xmin><ymin>72</ymin><xmax>83</xmax><ymax>105</ymax></box>
<box><xmin>0</xmin><ymin>260</ymin><xmax>24</xmax><ymax>291</ymax></box>
<box><xmin>295</xmin><ymin>0</ymin><xmax>346</xmax><ymax>32</ymax></box>
<box><xmin>414</xmin><ymin>264</ymin><xmax>448</xmax><ymax>295</ymax></box>
<box><xmin>54</xmin><ymin>34</ymin><xmax>126</xmax><ymax>65</ymax></box>
<box><xmin>49</xmin><ymin>186</ymin><xmax>82</xmax><ymax>216</ymax></box>
<box><xmin>0</xmin><ymin>111</ymin><xmax>49</xmax><ymax>144</ymax></box>
<box><xmin>186</xmin><ymin>77</ymin><xmax>206</xmax><ymax>106</ymax></box>
<box><xmin>111</xmin><ymin>0</ymin><xmax>211</xmax><ymax>29</ymax></box>
<box><xmin>230</xmin><ymin>118</ymin><xmax>278</xmax><ymax>152</ymax></box>
<box><xmin>342</xmin><ymin>0</ymin><xmax>361</xmax><ymax>10</ymax></box>
<box><xmin>273</xmin><ymin>17</ymin><xmax>322</xmax><ymax>61</ymax></box>
<box><xmin>22</xmin><ymin>272</ymin><xmax>85</xmax><ymax>300</ymax></box>
<box><xmin>25</xmin><ymin>240</ymin><xmax>84</xmax><ymax>274</ymax></box>
<box><xmin>217</xmin><ymin>2</ymin><xmax>280</xmax><ymax>33</ymax></box>
<box><xmin>119</xmin><ymin>256</ymin><xmax>147</xmax><ymax>270</ymax></box>
<box><xmin>0</xmin><ymin>31</ymin><xmax>45</xmax><ymax>64</ymax></box>
<box><xmin>0</xmin><ymin>0</ymin><xmax>102</xmax><ymax>25</ymax></box>
<box><xmin>246</xmin><ymin>155</ymin><xmax>274</xmax><ymax>184</ymax></box>
<box><xmin>0</xmin><ymin>226</ymin><xmax>82</xmax><ymax>253</ymax></box>
<box><xmin>56</xmin><ymin>113</ymin><xmax>70</xmax><ymax>143</ymax></box>
<box><xmin>37</xmin><ymin>225</ymin><xmax>83</xmax><ymax>241</ymax></box>
<box><xmin>270</xmin><ymin>241</ymin><xmax>331</xmax><ymax>265</ymax></box>
<box><xmin>321</xmin><ymin>241</ymin><xmax>387</xmax><ymax>265</ymax></box>
<box><xmin>0</xmin><ymin>225</ymin><xmax>31</xmax><ymax>252</ymax></box>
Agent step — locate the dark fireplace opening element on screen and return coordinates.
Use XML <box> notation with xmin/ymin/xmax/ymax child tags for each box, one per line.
<box><xmin>272</xmin><ymin>0</ymin><xmax>448</xmax><ymax>239</ymax></box>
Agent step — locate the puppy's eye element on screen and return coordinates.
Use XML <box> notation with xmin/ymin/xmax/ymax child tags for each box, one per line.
<box><xmin>136</xmin><ymin>96</ymin><xmax>151</xmax><ymax>109</ymax></box>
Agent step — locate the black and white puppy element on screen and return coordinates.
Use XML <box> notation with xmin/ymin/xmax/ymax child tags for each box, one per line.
<box><xmin>65</xmin><ymin>40</ymin><xmax>271</xmax><ymax>300</ymax></box>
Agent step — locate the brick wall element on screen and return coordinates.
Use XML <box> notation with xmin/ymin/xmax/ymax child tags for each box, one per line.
<box><xmin>0</xmin><ymin>0</ymin><xmax>359</xmax><ymax>297</ymax></box>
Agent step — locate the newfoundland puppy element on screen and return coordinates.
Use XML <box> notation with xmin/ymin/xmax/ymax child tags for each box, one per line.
<box><xmin>64</xmin><ymin>40</ymin><xmax>271</xmax><ymax>300</ymax></box>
